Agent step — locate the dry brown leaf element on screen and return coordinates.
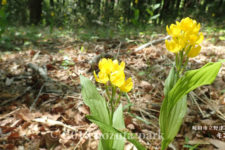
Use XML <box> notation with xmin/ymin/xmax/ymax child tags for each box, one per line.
<box><xmin>139</xmin><ymin>80</ymin><xmax>153</xmax><ymax>92</ymax></box>
<box><xmin>8</xmin><ymin>131</ymin><xmax>20</xmax><ymax>140</ymax></box>
<box><xmin>78</xmin><ymin>105</ymin><xmax>89</xmax><ymax>115</ymax></box>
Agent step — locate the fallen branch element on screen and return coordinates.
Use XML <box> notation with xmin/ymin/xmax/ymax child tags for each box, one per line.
<box><xmin>27</xmin><ymin>63</ymin><xmax>50</xmax><ymax>81</ymax></box>
<box><xmin>134</xmin><ymin>35</ymin><xmax>170</xmax><ymax>52</ymax></box>
<box><xmin>0</xmin><ymin>108</ymin><xmax>21</xmax><ymax>120</ymax></box>
<box><xmin>33</xmin><ymin>117</ymin><xmax>78</xmax><ymax>132</ymax></box>
<box><xmin>30</xmin><ymin>84</ymin><xmax>45</xmax><ymax>111</ymax></box>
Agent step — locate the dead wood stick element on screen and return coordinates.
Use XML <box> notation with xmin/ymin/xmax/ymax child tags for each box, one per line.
<box><xmin>134</xmin><ymin>35</ymin><xmax>170</xmax><ymax>52</ymax></box>
<box><xmin>27</xmin><ymin>63</ymin><xmax>49</xmax><ymax>81</ymax></box>
<box><xmin>0</xmin><ymin>108</ymin><xmax>21</xmax><ymax>120</ymax></box>
<box><xmin>32</xmin><ymin>117</ymin><xmax>78</xmax><ymax>132</ymax></box>
<box><xmin>190</xmin><ymin>92</ymin><xmax>206</xmax><ymax>118</ymax></box>
<box><xmin>30</xmin><ymin>84</ymin><xmax>45</xmax><ymax>111</ymax></box>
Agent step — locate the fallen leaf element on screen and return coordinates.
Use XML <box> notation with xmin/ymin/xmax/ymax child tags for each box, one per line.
<box><xmin>8</xmin><ymin>132</ymin><xmax>20</xmax><ymax>140</ymax></box>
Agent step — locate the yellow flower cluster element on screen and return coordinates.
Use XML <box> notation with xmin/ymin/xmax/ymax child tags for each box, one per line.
<box><xmin>1</xmin><ymin>0</ymin><xmax>7</xmax><ymax>5</ymax></box>
<box><xmin>165</xmin><ymin>17</ymin><xmax>204</xmax><ymax>57</ymax></box>
<box><xmin>94</xmin><ymin>58</ymin><xmax>133</xmax><ymax>93</ymax></box>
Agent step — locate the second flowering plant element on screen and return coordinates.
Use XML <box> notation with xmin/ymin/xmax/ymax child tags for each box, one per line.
<box><xmin>80</xmin><ymin>58</ymin><xmax>145</xmax><ymax>150</ymax></box>
<box><xmin>159</xmin><ymin>17</ymin><xmax>222</xmax><ymax>150</ymax></box>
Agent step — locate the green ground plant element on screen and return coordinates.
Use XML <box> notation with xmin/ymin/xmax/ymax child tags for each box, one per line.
<box><xmin>159</xmin><ymin>17</ymin><xmax>222</xmax><ymax>150</ymax></box>
<box><xmin>80</xmin><ymin>59</ymin><xmax>146</xmax><ymax>150</ymax></box>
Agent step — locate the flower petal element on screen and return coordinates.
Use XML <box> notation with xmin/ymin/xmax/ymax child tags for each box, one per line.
<box><xmin>188</xmin><ymin>45</ymin><xmax>201</xmax><ymax>58</ymax></box>
<box><xmin>119</xmin><ymin>77</ymin><xmax>133</xmax><ymax>92</ymax></box>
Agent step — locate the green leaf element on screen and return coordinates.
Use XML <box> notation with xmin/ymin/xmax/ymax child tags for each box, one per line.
<box><xmin>160</xmin><ymin>62</ymin><xmax>221</xmax><ymax>150</ymax></box>
<box><xmin>80</xmin><ymin>75</ymin><xmax>110</xmax><ymax>125</ymax></box>
<box><xmin>150</xmin><ymin>14</ymin><xmax>160</xmax><ymax>20</ymax></box>
<box><xmin>98</xmin><ymin>104</ymin><xmax>126</xmax><ymax>150</ymax></box>
<box><xmin>87</xmin><ymin>116</ymin><xmax>146</xmax><ymax>150</ymax></box>
<box><xmin>168</xmin><ymin>62</ymin><xmax>221</xmax><ymax>110</ymax></box>
<box><xmin>152</xmin><ymin>3</ymin><xmax>161</xmax><ymax>10</ymax></box>
<box><xmin>160</xmin><ymin>96</ymin><xmax>187</xmax><ymax>150</ymax></box>
<box><xmin>160</xmin><ymin>66</ymin><xmax>178</xmax><ymax>138</ymax></box>
<box><xmin>113</xmin><ymin>104</ymin><xmax>125</xmax><ymax>130</ymax></box>
<box><xmin>163</xmin><ymin>66</ymin><xmax>177</xmax><ymax>97</ymax></box>
<box><xmin>112</xmin><ymin>104</ymin><xmax>126</xmax><ymax>150</ymax></box>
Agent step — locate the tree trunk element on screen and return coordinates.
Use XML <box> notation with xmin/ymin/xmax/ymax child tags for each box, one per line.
<box><xmin>50</xmin><ymin>0</ymin><xmax>54</xmax><ymax>7</ymax></box>
<box><xmin>28</xmin><ymin>0</ymin><xmax>43</xmax><ymax>25</ymax></box>
<box><xmin>160</xmin><ymin>0</ymin><xmax>171</xmax><ymax>23</ymax></box>
<box><xmin>175</xmin><ymin>0</ymin><xmax>181</xmax><ymax>17</ymax></box>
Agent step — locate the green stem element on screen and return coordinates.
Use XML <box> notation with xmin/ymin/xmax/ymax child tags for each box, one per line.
<box><xmin>125</xmin><ymin>93</ymin><xmax>132</xmax><ymax>112</ymax></box>
<box><xmin>115</xmin><ymin>91</ymin><xmax>122</xmax><ymax>106</ymax></box>
<box><xmin>175</xmin><ymin>53</ymin><xmax>179</xmax><ymax>71</ymax></box>
<box><xmin>110</xmin><ymin>86</ymin><xmax>116</xmax><ymax>125</ymax></box>
<box><xmin>105</xmin><ymin>84</ymin><xmax>110</xmax><ymax>99</ymax></box>
<box><xmin>161</xmin><ymin>139</ymin><xmax>170</xmax><ymax>150</ymax></box>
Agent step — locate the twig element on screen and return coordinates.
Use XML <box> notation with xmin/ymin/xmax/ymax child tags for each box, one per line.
<box><xmin>189</xmin><ymin>91</ymin><xmax>206</xmax><ymax>118</ymax></box>
<box><xmin>0</xmin><ymin>108</ymin><xmax>21</xmax><ymax>120</ymax></box>
<box><xmin>168</xmin><ymin>143</ymin><xmax>177</xmax><ymax>150</ymax></box>
<box><xmin>134</xmin><ymin>35</ymin><xmax>170</xmax><ymax>52</ymax></box>
<box><xmin>202</xmin><ymin>94</ymin><xmax>225</xmax><ymax>121</ymax></box>
<box><xmin>191</xmin><ymin>91</ymin><xmax>225</xmax><ymax>121</ymax></box>
<box><xmin>27</xmin><ymin>63</ymin><xmax>49</xmax><ymax>81</ymax></box>
<box><xmin>30</xmin><ymin>84</ymin><xmax>45</xmax><ymax>110</ymax></box>
<box><xmin>32</xmin><ymin>117</ymin><xmax>78</xmax><ymax>132</ymax></box>
<box><xmin>32</xmin><ymin>51</ymin><xmax>40</xmax><ymax>61</ymax></box>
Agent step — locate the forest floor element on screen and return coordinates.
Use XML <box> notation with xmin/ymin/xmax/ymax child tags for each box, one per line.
<box><xmin>0</xmin><ymin>26</ymin><xmax>225</xmax><ymax>150</ymax></box>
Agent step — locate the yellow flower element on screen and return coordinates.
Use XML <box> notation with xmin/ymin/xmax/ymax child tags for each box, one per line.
<box><xmin>112</xmin><ymin>60</ymin><xmax>125</xmax><ymax>72</ymax></box>
<box><xmin>94</xmin><ymin>71</ymin><xmax>109</xmax><ymax>84</ymax></box>
<box><xmin>135</xmin><ymin>0</ymin><xmax>138</xmax><ymax>4</ymax></box>
<box><xmin>165</xmin><ymin>17</ymin><xmax>204</xmax><ymax>58</ymax></box>
<box><xmin>165</xmin><ymin>38</ymin><xmax>185</xmax><ymax>53</ymax></box>
<box><xmin>110</xmin><ymin>70</ymin><xmax>125</xmax><ymax>87</ymax></box>
<box><xmin>98</xmin><ymin>58</ymin><xmax>113</xmax><ymax>75</ymax></box>
<box><xmin>1</xmin><ymin>0</ymin><xmax>7</xmax><ymax>5</ymax></box>
<box><xmin>187</xmin><ymin>32</ymin><xmax>204</xmax><ymax>45</ymax></box>
<box><xmin>166</xmin><ymin>23</ymin><xmax>181</xmax><ymax>37</ymax></box>
<box><xmin>196</xmin><ymin>32</ymin><xmax>204</xmax><ymax>44</ymax></box>
<box><xmin>119</xmin><ymin>77</ymin><xmax>133</xmax><ymax>92</ymax></box>
<box><xmin>180</xmin><ymin>17</ymin><xmax>200</xmax><ymax>33</ymax></box>
<box><xmin>94</xmin><ymin>58</ymin><xmax>133</xmax><ymax>93</ymax></box>
<box><xmin>187</xmin><ymin>45</ymin><xmax>201</xmax><ymax>58</ymax></box>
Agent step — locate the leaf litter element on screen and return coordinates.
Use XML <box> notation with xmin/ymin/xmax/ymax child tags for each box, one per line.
<box><xmin>0</xmin><ymin>32</ymin><xmax>224</xmax><ymax>150</ymax></box>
